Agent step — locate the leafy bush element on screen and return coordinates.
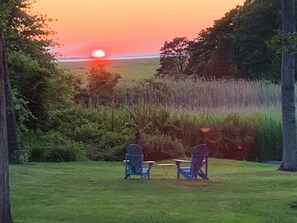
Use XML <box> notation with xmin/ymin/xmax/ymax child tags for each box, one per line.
<box><xmin>87</xmin><ymin>65</ymin><xmax>121</xmax><ymax>106</ymax></box>
<box><xmin>20</xmin><ymin>130</ymin><xmax>87</xmax><ymax>162</ymax></box>
<box><xmin>205</xmin><ymin>114</ymin><xmax>258</xmax><ymax>160</ymax></box>
<box><xmin>85</xmin><ymin>131</ymin><xmax>132</xmax><ymax>161</ymax></box>
<box><xmin>49</xmin><ymin>106</ymin><xmax>133</xmax><ymax>161</ymax></box>
<box><xmin>87</xmin><ymin>144</ymin><xmax>127</xmax><ymax>161</ymax></box>
<box><xmin>140</xmin><ymin>133</ymin><xmax>188</xmax><ymax>161</ymax></box>
<box><xmin>50</xmin><ymin>106</ymin><xmax>132</xmax><ymax>138</ymax></box>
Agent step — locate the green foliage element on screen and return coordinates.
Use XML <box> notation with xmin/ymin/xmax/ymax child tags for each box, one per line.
<box><xmin>249</xmin><ymin>113</ymin><xmax>282</xmax><ymax>161</ymax></box>
<box><xmin>140</xmin><ymin>133</ymin><xmax>187</xmax><ymax>160</ymax></box>
<box><xmin>126</xmin><ymin>106</ymin><xmax>261</xmax><ymax>160</ymax></box>
<box><xmin>165</xmin><ymin>0</ymin><xmax>283</xmax><ymax>81</ymax></box>
<box><xmin>266</xmin><ymin>31</ymin><xmax>297</xmax><ymax>54</ymax></box>
<box><xmin>50</xmin><ymin>106</ymin><xmax>132</xmax><ymax>161</ymax></box>
<box><xmin>17</xmin><ymin>73</ymin><xmax>285</xmax><ymax>163</ymax></box>
<box><xmin>3</xmin><ymin>0</ymin><xmax>72</xmax><ymax>130</ymax></box>
<box><xmin>86</xmin><ymin>65</ymin><xmax>121</xmax><ymax>106</ymax></box>
<box><xmin>126</xmin><ymin>105</ymin><xmax>282</xmax><ymax>161</ymax></box>
<box><xmin>44</xmin><ymin>68</ymin><xmax>76</xmax><ymax>111</ymax></box>
<box><xmin>51</xmin><ymin>106</ymin><xmax>131</xmax><ymax>137</ymax></box>
<box><xmin>20</xmin><ymin>130</ymin><xmax>87</xmax><ymax>162</ymax></box>
<box><xmin>186</xmin><ymin>6</ymin><xmax>241</xmax><ymax>79</ymax></box>
<box><xmin>206</xmin><ymin>114</ymin><xmax>259</xmax><ymax>160</ymax></box>
<box><xmin>8</xmin><ymin>51</ymin><xmax>76</xmax><ymax>129</ymax></box>
<box><xmin>2</xmin><ymin>0</ymin><xmax>57</xmax><ymax>63</ymax></box>
<box><xmin>233</xmin><ymin>0</ymin><xmax>281</xmax><ymax>80</ymax></box>
<box><xmin>7</xmin><ymin>51</ymin><xmax>50</xmax><ymax>128</ymax></box>
<box><xmin>12</xmin><ymin>88</ymin><xmax>33</xmax><ymax>133</ymax></box>
<box><xmin>18</xmin><ymin>100</ymin><xmax>283</xmax><ymax>162</ymax></box>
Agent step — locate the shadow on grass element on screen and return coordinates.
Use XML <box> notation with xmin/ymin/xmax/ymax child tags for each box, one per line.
<box><xmin>290</xmin><ymin>201</ymin><xmax>297</xmax><ymax>210</ymax></box>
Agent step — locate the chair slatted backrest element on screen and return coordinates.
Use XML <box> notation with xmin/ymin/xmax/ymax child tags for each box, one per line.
<box><xmin>126</xmin><ymin>144</ymin><xmax>143</xmax><ymax>175</ymax></box>
<box><xmin>190</xmin><ymin>144</ymin><xmax>208</xmax><ymax>175</ymax></box>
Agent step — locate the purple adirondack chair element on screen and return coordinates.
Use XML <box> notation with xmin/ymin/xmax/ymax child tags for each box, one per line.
<box><xmin>124</xmin><ymin>144</ymin><xmax>155</xmax><ymax>179</ymax></box>
<box><xmin>173</xmin><ymin>144</ymin><xmax>209</xmax><ymax>180</ymax></box>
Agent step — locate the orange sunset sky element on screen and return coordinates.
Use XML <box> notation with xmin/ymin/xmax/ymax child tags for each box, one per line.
<box><xmin>33</xmin><ymin>0</ymin><xmax>245</xmax><ymax>58</ymax></box>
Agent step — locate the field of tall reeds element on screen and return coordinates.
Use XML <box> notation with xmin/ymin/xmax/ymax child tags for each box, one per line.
<box><xmin>115</xmin><ymin>78</ymin><xmax>282</xmax><ymax>111</ymax></box>
<box><xmin>23</xmin><ymin>78</ymin><xmax>285</xmax><ymax>162</ymax></box>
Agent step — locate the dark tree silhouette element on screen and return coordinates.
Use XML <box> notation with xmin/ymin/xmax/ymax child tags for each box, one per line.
<box><xmin>156</xmin><ymin>37</ymin><xmax>189</xmax><ymax>78</ymax></box>
<box><xmin>0</xmin><ymin>0</ymin><xmax>14</xmax><ymax>220</ymax></box>
<box><xmin>279</xmin><ymin>0</ymin><xmax>297</xmax><ymax>171</ymax></box>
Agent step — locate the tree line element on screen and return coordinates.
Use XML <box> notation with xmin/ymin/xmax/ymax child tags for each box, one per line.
<box><xmin>157</xmin><ymin>0</ymin><xmax>286</xmax><ymax>81</ymax></box>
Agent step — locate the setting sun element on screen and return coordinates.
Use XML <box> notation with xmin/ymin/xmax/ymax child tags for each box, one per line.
<box><xmin>92</xmin><ymin>49</ymin><xmax>106</xmax><ymax>58</ymax></box>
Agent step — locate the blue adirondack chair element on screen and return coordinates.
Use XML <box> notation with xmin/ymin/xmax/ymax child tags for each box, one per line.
<box><xmin>173</xmin><ymin>144</ymin><xmax>209</xmax><ymax>180</ymax></box>
<box><xmin>124</xmin><ymin>144</ymin><xmax>155</xmax><ymax>179</ymax></box>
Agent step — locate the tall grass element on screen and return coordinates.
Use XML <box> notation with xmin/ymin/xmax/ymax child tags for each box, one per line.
<box><xmin>116</xmin><ymin>78</ymin><xmax>281</xmax><ymax>110</ymax></box>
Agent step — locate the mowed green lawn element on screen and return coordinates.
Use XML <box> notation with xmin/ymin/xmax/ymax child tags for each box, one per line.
<box><xmin>59</xmin><ymin>57</ymin><xmax>159</xmax><ymax>81</ymax></box>
<box><xmin>10</xmin><ymin>159</ymin><xmax>297</xmax><ymax>223</ymax></box>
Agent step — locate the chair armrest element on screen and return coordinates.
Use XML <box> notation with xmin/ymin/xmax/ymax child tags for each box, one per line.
<box><xmin>144</xmin><ymin>161</ymin><xmax>155</xmax><ymax>169</ymax></box>
<box><xmin>173</xmin><ymin>159</ymin><xmax>191</xmax><ymax>168</ymax></box>
<box><xmin>144</xmin><ymin>161</ymin><xmax>155</xmax><ymax>164</ymax></box>
<box><xmin>173</xmin><ymin>159</ymin><xmax>191</xmax><ymax>163</ymax></box>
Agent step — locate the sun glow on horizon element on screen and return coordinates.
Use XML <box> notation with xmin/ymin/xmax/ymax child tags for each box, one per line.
<box><xmin>92</xmin><ymin>49</ymin><xmax>106</xmax><ymax>58</ymax></box>
<box><xmin>33</xmin><ymin>0</ymin><xmax>245</xmax><ymax>57</ymax></box>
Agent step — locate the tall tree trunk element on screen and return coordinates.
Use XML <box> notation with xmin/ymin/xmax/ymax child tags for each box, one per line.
<box><xmin>4</xmin><ymin>54</ymin><xmax>20</xmax><ymax>164</ymax></box>
<box><xmin>279</xmin><ymin>0</ymin><xmax>297</xmax><ymax>171</ymax></box>
<box><xmin>0</xmin><ymin>0</ymin><xmax>14</xmax><ymax>221</ymax></box>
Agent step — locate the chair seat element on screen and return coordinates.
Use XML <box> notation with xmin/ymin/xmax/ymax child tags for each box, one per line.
<box><xmin>180</xmin><ymin>167</ymin><xmax>203</xmax><ymax>174</ymax></box>
<box><xmin>127</xmin><ymin>168</ymin><xmax>149</xmax><ymax>175</ymax></box>
<box><xmin>180</xmin><ymin>167</ymin><xmax>191</xmax><ymax>173</ymax></box>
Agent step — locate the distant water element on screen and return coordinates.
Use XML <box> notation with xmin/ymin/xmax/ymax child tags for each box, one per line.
<box><xmin>57</xmin><ymin>53</ymin><xmax>159</xmax><ymax>62</ymax></box>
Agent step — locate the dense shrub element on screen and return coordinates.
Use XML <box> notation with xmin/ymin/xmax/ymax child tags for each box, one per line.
<box><xmin>22</xmin><ymin>103</ymin><xmax>283</xmax><ymax>162</ymax></box>
<box><xmin>20</xmin><ymin>130</ymin><xmax>87</xmax><ymax>162</ymax></box>
<box><xmin>140</xmin><ymin>133</ymin><xmax>188</xmax><ymax>161</ymax></box>
<box><xmin>205</xmin><ymin>114</ymin><xmax>258</xmax><ymax>160</ymax></box>
<box><xmin>50</xmin><ymin>106</ymin><xmax>132</xmax><ymax>161</ymax></box>
<box><xmin>50</xmin><ymin>106</ymin><xmax>131</xmax><ymax>138</ymax></box>
<box><xmin>126</xmin><ymin>105</ymin><xmax>282</xmax><ymax>161</ymax></box>
<box><xmin>86</xmin><ymin>144</ymin><xmax>127</xmax><ymax>161</ymax></box>
<box><xmin>85</xmin><ymin>131</ymin><xmax>132</xmax><ymax>161</ymax></box>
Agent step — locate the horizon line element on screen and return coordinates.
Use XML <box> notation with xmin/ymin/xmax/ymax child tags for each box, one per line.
<box><xmin>57</xmin><ymin>53</ymin><xmax>160</xmax><ymax>62</ymax></box>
